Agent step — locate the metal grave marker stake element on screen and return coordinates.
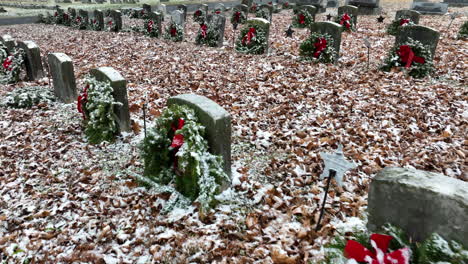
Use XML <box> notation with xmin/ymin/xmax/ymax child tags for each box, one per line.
<box><xmin>315</xmin><ymin>144</ymin><xmax>356</xmax><ymax>231</ymax></box>
<box><xmin>364</xmin><ymin>38</ymin><xmax>371</xmax><ymax>70</ymax></box>
<box><xmin>446</xmin><ymin>12</ymin><xmax>458</xmax><ymax>32</ymax></box>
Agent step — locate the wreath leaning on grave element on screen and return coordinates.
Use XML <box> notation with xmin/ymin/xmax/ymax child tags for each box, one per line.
<box><xmin>250</xmin><ymin>4</ymin><xmax>258</xmax><ymax>13</ymax></box>
<box><xmin>0</xmin><ymin>43</ymin><xmax>25</xmax><ymax>84</ymax></box>
<box><xmin>196</xmin><ymin>22</ymin><xmax>221</xmax><ymax>47</ymax></box>
<box><xmin>144</xmin><ymin>19</ymin><xmax>159</xmax><ymax>38</ymax></box>
<box><xmin>89</xmin><ymin>18</ymin><xmax>102</xmax><ymax>31</ymax></box>
<box><xmin>386</xmin><ymin>17</ymin><xmax>415</xmax><ymax>36</ymax></box>
<box><xmin>458</xmin><ymin>20</ymin><xmax>468</xmax><ymax>39</ymax></box>
<box><xmin>106</xmin><ymin>17</ymin><xmax>118</xmax><ymax>32</ymax></box>
<box><xmin>300</xmin><ymin>32</ymin><xmax>337</xmax><ymax>64</ymax></box>
<box><xmin>231</xmin><ymin>10</ymin><xmax>247</xmax><ymax>25</ymax></box>
<box><xmin>164</xmin><ymin>21</ymin><xmax>184</xmax><ymax>42</ymax></box>
<box><xmin>292</xmin><ymin>9</ymin><xmax>314</xmax><ymax>28</ymax></box>
<box><xmin>335</xmin><ymin>13</ymin><xmax>355</xmax><ymax>32</ymax></box>
<box><xmin>77</xmin><ymin>76</ymin><xmax>122</xmax><ymax>144</ymax></box>
<box><xmin>72</xmin><ymin>16</ymin><xmax>88</xmax><ymax>30</ymax></box>
<box><xmin>140</xmin><ymin>104</ymin><xmax>229</xmax><ymax>214</ymax></box>
<box><xmin>380</xmin><ymin>38</ymin><xmax>434</xmax><ymax>78</ymax></box>
<box><xmin>193</xmin><ymin>9</ymin><xmax>206</xmax><ymax>24</ymax></box>
<box><xmin>235</xmin><ymin>21</ymin><xmax>269</xmax><ymax>55</ymax></box>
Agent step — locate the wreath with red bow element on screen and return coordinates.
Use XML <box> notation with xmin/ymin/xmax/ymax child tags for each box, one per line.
<box><xmin>299</xmin><ymin>32</ymin><xmax>336</xmax><ymax>63</ymax></box>
<box><xmin>72</xmin><ymin>16</ymin><xmax>88</xmax><ymax>30</ymax></box>
<box><xmin>235</xmin><ymin>21</ymin><xmax>269</xmax><ymax>54</ymax></box>
<box><xmin>140</xmin><ymin>104</ymin><xmax>229</xmax><ymax>214</ymax></box>
<box><xmin>144</xmin><ymin>19</ymin><xmax>160</xmax><ymax>37</ymax></box>
<box><xmin>387</xmin><ymin>17</ymin><xmax>415</xmax><ymax>36</ymax></box>
<box><xmin>282</xmin><ymin>2</ymin><xmax>291</xmax><ymax>9</ymax></box>
<box><xmin>0</xmin><ymin>43</ymin><xmax>25</xmax><ymax>84</ymax></box>
<box><xmin>292</xmin><ymin>9</ymin><xmax>314</xmax><ymax>28</ymax></box>
<box><xmin>230</xmin><ymin>10</ymin><xmax>247</xmax><ymax>25</ymax></box>
<box><xmin>193</xmin><ymin>9</ymin><xmax>206</xmax><ymax>24</ymax></box>
<box><xmin>381</xmin><ymin>38</ymin><xmax>434</xmax><ymax>78</ymax></box>
<box><xmin>195</xmin><ymin>22</ymin><xmax>221</xmax><ymax>47</ymax></box>
<box><xmin>163</xmin><ymin>21</ymin><xmax>184</xmax><ymax>42</ymax></box>
<box><xmin>334</xmin><ymin>13</ymin><xmax>355</xmax><ymax>32</ymax></box>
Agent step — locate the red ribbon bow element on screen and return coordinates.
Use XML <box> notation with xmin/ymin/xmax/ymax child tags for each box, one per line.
<box><xmin>2</xmin><ymin>57</ymin><xmax>12</xmax><ymax>71</ymax></box>
<box><xmin>397</xmin><ymin>45</ymin><xmax>425</xmax><ymax>68</ymax></box>
<box><xmin>77</xmin><ymin>84</ymin><xmax>89</xmax><ymax>119</ymax></box>
<box><xmin>200</xmin><ymin>23</ymin><xmax>208</xmax><ymax>38</ymax></box>
<box><xmin>313</xmin><ymin>37</ymin><xmax>327</xmax><ymax>58</ymax></box>
<box><xmin>195</xmin><ymin>10</ymin><xmax>202</xmax><ymax>17</ymax></box>
<box><xmin>170</xmin><ymin>26</ymin><xmax>177</xmax><ymax>36</ymax></box>
<box><xmin>242</xmin><ymin>27</ymin><xmax>256</xmax><ymax>45</ymax></box>
<box><xmin>298</xmin><ymin>13</ymin><xmax>306</xmax><ymax>24</ymax></box>
<box><xmin>234</xmin><ymin>11</ymin><xmax>241</xmax><ymax>23</ymax></box>
<box><xmin>170</xmin><ymin>118</ymin><xmax>185</xmax><ymax>149</ymax></box>
<box><xmin>147</xmin><ymin>20</ymin><xmax>154</xmax><ymax>33</ymax></box>
<box><xmin>340</xmin><ymin>13</ymin><xmax>351</xmax><ymax>29</ymax></box>
<box><xmin>215</xmin><ymin>10</ymin><xmax>221</xmax><ymax>14</ymax></box>
<box><xmin>399</xmin><ymin>18</ymin><xmax>410</xmax><ymax>26</ymax></box>
<box><xmin>108</xmin><ymin>20</ymin><xmax>113</xmax><ymax>25</ymax></box>
<box><xmin>344</xmin><ymin>234</ymin><xmax>411</xmax><ymax>264</ymax></box>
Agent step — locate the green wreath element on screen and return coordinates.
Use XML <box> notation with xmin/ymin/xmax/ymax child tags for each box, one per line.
<box><xmin>292</xmin><ymin>9</ymin><xmax>314</xmax><ymax>28</ymax></box>
<box><xmin>144</xmin><ymin>19</ymin><xmax>160</xmax><ymax>38</ymax></box>
<box><xmin>89</xmin><ymin>18</ymin><xmax>102</xmax><ymax>31</ymax></box>
<box><xmin>196</xmin><ymin>23</ymin><xmax>221</xmax><ymax>47</ymax></box>
<box><xmin>77</xmin><ymin>76</ymin><xmax>122</xmax><ymax>144</ymax></box>
<box><xmin>72</xmin><ymin>16</ymin><xmax>88</xmax><ymax>30</ymax></box>
<box><xmin>164</xmin><ymin>21</ymin><xmax>184</xmax><ymax>42</ymax></box>
<box><xmin>0</xmin><ymin>44</ymin><xmax>25</xmax><ymax>84</ymax></box>
<box><xmin>381</xmin><ymin>38</ymin><xmax>434</xmax><ymax>78</ymax></box>
<box><xmin>300</xmin><ymin>32</ymin><xmax>336</xmax><ymax>63</ymax></box>
<box><xmin>140</xmin><ymin>104</ymin><xmax>228</xmax><ymax>214</ymax></box>
<box><xmin>193</xmin><ymin>9</ymin><xmax>206</xmax><ymax>24</ymax></box>
<box><xmin>458</xmin><ymin>21</ymin><xmax>468</xmax><ymax>39</ymax></box>
<box><xmin>334</xmin><ymin>13</ymin><xmax>355</xmax><ymax>32</ymax></box>
<box><xmin>386</xmin><ymin>18</ymin><xmax>415</xmax><ymax>36</ymax></box>
<box><xmin>231</xmin><ymin>10</ymin><xmax>247</xmax><ymax>25</ymax></box>
<box><xmin>235</xmin><ymin>21</ymin><xmax>269</xmax><ymax>54</ymax></box>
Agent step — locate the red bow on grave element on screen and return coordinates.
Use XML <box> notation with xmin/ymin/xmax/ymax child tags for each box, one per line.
<box><xmin>313</xmin><ymin>37</ymin><xmax>327</xmax><ymax>58</ymax></box>
<box><xmin>170</xmin><ymin>26</ymin><xmax>177</xmax><ymax>36</ymax></box>
<box><xmin>77</xmin><ymin>84</ymin><xmax>89</xmax><ymax>120</ymax></box>
<box><xmin>397</xmin><ymin>45</ymin><xmax>425</xmax><ymax>68</ymax></box>
<box><xmin>215</xmin><ymin>10</ymin><xmax>221</xmax><ymax>14</ymax></box>
<box><xmin>201</xmin><ymin>23</ymin><xmax>208</xmax><ymax>38</ymax></box>
<box><xmin>108</xmin><ymin>20</ymin><xmax>113</xmax><ymax>25</ymax></box>
<box><xmin>298</xmin><ymin>13</ymin><xmax>306</xmax><ymax>24</ymax></box>
<box><xmin>147</xmin><ymin>20</ymin><xmax>154</xmax><ymax>33</ymax></box>
<box><xmin>242</xmin><ymin>27</ymin><xmax>256</xmax><ymax>45</ymax></box>
<box><xmin>234</xmin><ymin>11</ymin><xmax>241</xmax><ymax>23</ymax></box>
<box><xmin>76</xmin><ymin>17</ymin><xmax>81</xmax><ymax>23</ymax></box>
<box><xmin>344</xmin><ymin>234</ymin><xmax>411</xmax><ymax>264</ymax></box>
<box><xmin>284</xmin><ymin>2</ymin><xmax>289</xmax><ymax>6</ymax></box>
<box><xmin>2</xmin><ymin>57</ymin><xmax>12</xmax><ymax>71</ymax></box>
<box><xmin>63</xmin><ymin>13</ymin><xmax>69</xmax><ymax>20</ymax></box>
<box><xmin>399</xmin><ymin>18</ymin><xmax>410</xmax><ymax>26</ymax></box>
<box><xmin>340</xmin><ymin>13</ymin><xmax>351</xmax><ymax>29</ymax></box>
<box><xmin>195</xmin><ymin>10</ymin><xmax>202</xmax><ymax>17</ymax></box>
<box><xmin>93</xmin><ymin>19</ymin><xmax>97</xmax><ymax>24</ymax></box>
<box><xmin>170</xmin><ymin>118</ymin><xmax>185</xmax><ymax>169</ymax></box>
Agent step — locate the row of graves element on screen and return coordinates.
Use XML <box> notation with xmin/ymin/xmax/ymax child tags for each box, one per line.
<box><xmin>35</xmin><ymin>1</ymin><xmax>468</xmax><ymax>79</ymax></box>
<box><xmin>1</xmin><ymin>31</ymin><xmax>468</xmax><ymax>262</ymax></box>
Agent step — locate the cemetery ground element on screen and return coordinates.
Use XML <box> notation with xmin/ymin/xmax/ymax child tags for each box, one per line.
<box><xmin>0</xmin><ymin>6</ymin><xmax>467</xmax><ymax>263</ymax></box>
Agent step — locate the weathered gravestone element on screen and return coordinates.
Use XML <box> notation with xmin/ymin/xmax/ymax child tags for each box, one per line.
<box><xmin>327</xmin><ymin>0</ymin><xmax>337</xmax><ymax>7</ymax></box>
<box><xmin>177</xmin><ymin>4</ymin><xmax>187</xmax><ymax>21</ymax></box>
<box><xmin>241</xmin><ymin>18</ymin><xmax>271</xmax><ymax>54</ymax></box>
<box><xmin>142</xmin><ymin>3</ymin><xmax>151</xmax><ymax>14</ymax></box>
<box><xmin>310</xmin><ymin>21</ymin><xmax>342</xmax><ymax>63</ymax></box>
<box><xmin>171</xmin><ymin>10</ymin><xmax>185</xmax><ymax>28</ymax></box>
<box><xmin>347</xmin><ymin>0</ymin><xmax>380</xmax><ymax>15</ymax></box>
<box><xmin>242</xmin><ymin>0</ymin><xmax>253</xmax><ymax>8</ymax></box>
<box><xmin>395</xmin><ymin>25</ymin><xmax>440</xmax><ymax>59</ymax></box>
<box><xmin>411</xmin><ymin>2</ymin><xmax>448</xmax><ymax>15</ymax></box>
<box><xmin>443</xmin><ymin>0</ymin><xmax>468</xmax><ymax>6</ymax></box>
<box><xmin>18</xmin><ymin>41</ymin><xmax>44</xmax><ymax>81</ymax></box>
<box><xmin>89</xmin><ymin>67</ymin><xmax>130</xmax><ymax>132</ymax></box>
<box><xmin>368</xmin><ymin>167</ymin><xmax>468</xmax><ymax>248</ymax></box>
<box><xmin>212</xmin><ymin>14</ymin><xmax>226</xmax><ymax>47</ymax></box>
<box><xmin>214</xmin><ymin>3</ymin><xmax>225</xmax><ymax>13</ymax></box>
<box><xmin>259</xmin><ymin>4</ymin><xmax>273</xmax><ymax>21</ymax></box>
<box><xmin>78</xmin><ymin>9</ymin><xmax>89</xmax><ymax>25</ymax></box>
<box><xmin>295</xmin><ymin>5</ymin><xmax>317</xmax><ymax>21</ymax></box>
<box><xmin>234</xmin><ymin>4</ymin><xmax>249</xmax><ymax>15</ymax></box>
<box><xmin>395</xmin><ymin>9</ymin><xmax>420</xmax><ymax>24</ymax></box>
<box><xmin>157</xmin><ymin>4</ymin><xmax>166</xmax><ymax>21</ymax></box>
<box><xmin>296</xmin><ymin>0</ymin><xmax>327</xmax><ymax>13</ymax></box>
<box><xmin>167</xmin><ymin>94</ymin><xmax>231</xmax><ymax>177</ymax></box>
<box><xmin>0</xmin><ymin>35</ymin><xmax>16</xmax><ymax>54</ymax></box>
<box><xmin>94</xmin><ymin>9</ymin><xmax>104</xmax><ymax>30</ymax></box>
<box><xmin>68</xmin><ymin>7</ymin><xmax>76</xmax><ymax>18</ymax></box>
<box><xmin>111</xmin><ymin>10</ymin><xmax>122</xmax><ymax>31</ymax></box>
<box><xmin>201</xmin><ymin>3</ymin><xmax>209</xmax><ymax>14</ymax></box>
<box><xmin>338</xmin><ymin>5</ymin><xmax>358</xmax><ymax>26</ymax></box>
<box><xmin>47</xmin><ymin>53</ymin><xmax>77</xmax><ymax>103</ymax></box>
<box><xmin>148</xmin><ymin>11</ymin><xmax>162</xmax><ymax>37</ymax></box>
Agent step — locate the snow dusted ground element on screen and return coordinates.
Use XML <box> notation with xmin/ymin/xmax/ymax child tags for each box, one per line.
<box><xmin>0</xmin><ymin>6</ymin><xmax>467</xmax><ymax>263</ymax></box>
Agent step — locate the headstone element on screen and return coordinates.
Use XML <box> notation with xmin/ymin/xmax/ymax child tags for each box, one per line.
<box><xmin>78</xmin><ymin>9</ymin><xmax>89</xmax><ymax>24</ymax></box>
<box><xmin>395</xmin><ymin>9</ymin><xmax>420</xmax><ymax>24</ymax></box>
<box><xmin>310</xmin><ymin>21</ymin><xmax>342</xmax><ymax>63</ymax></box>
<box><xmin>243</xmin><ymin>18</ymin><xmax>270</xmax><ymax>54</ymax></box>
<box><xmin>411</xmin><ymin>2</ymin><xmax>448</xmax><ymax>15</ymax></box>
<box><xmin>47</xmin><ymin>53</ymin><xmax>77</xmax><ymax>103</ymax></box>
<box><xmin>17</xmin><ymin>41</ymin><xmax>44</xmax><ymax>81</ymax></box>
<box><xmin>89</xmin><ymin>67</ymin><xmax>130</xmax><ymax>132</ymax></box>
<box><xmin>395</xmin><ymin>25</ymin><xmax>440</xmax><ymax>59</ymax></box>
<box><xmin>327</xmin><ymin>0</ymin><xmax>337</xmax><ymax>7</ymax></box>
<box><xmin>158</xmin><ymin>4</ymin><xmax>166</xmax><ymax>21</ymax></box>
<box><xmin>296</xmin><ymin>0</ymin><xmax>326</xmax><ymax>13</ymax></box>
<box><xmin>347</xmin><ymin>0</ymin><xmax>381</xmax><ymax>15</ymax></box>
<box><xmin>259</xmin><ymin>4</ymin><xmax>273</xmax><ymax>21</ymax></box>
<box><xmin>338</xmin><ymin>5</ymin><xmax>358</xmax><ymax>26</ymax></box>
<box><xmin>177</xmin><ymin>4</ymin><xmax>187</xmax><ymax>21</ymax></box>
<box><xmin>68</xmin><ymin>7</ymin><xmax>76</xmax><ymax>18</ymax></box>
<box><xmin>171</xmin><ymin>10</ymin><xmax>184</xmax><ymax>27</ymax></box>
<box><xmin>241</xmin><ymin>0</ymin><xmax>253</xmax><ymax>8</ymax></box>
<box><xmin>142</xmin><ymin>3</ymin><xmax>151</xmax><ymax>14</ymax></box>
<box><xmin>368</xmin><ymin>167</ymin><xmax>468</xmax><ymax>248</ymax></box>
<box><xmin>148</xmin><ymin>11</ymin><xmax>162</xmax><ymax>37</ymax></box>
<box><xmin>296</xmin><ymin>5</ymin><xmax>317</xmax><ymax>21</ymax></box>
<box><xmin>211</xmin><ymin>14</ymin><xmax>226</xmax><ymax>47</ymax></box>
<box><xmin>167</xmin><ymin>94</ymin><xmax>231</xmax><ymax>177</ymax></box>
<box><xmin>94</xmin><ymin>9</ymin><xmax>104</xmax><ymax>30</ymax></box>
<box><xmin>111</xmin><ymin>10</ymin><xmax>122</xmax><ymax>31</ymax></box>
<box><xmin>443</xmin><ymin>0</ymin><xmax>468</xmax><ymax>7</ymax></box>
<box><xmin>214</xmin><ymin>3</ymin><xmax>225</xmax><ymax>13</ymax></box>
<box><xmin>201</xmin><ymin>3</ymin><xmax>209</xmax><ymax>14</ymax></box>
<box><xmin>0</xmin><ymin>35</ymin><xmax>16</xmax><ymax>54</ymax></box>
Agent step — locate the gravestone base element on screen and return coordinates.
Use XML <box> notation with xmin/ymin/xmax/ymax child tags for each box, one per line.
<box><xmin>357</xmin><ymin>6</ymin><xmax>381</xmax><ymax>15</ymax></box>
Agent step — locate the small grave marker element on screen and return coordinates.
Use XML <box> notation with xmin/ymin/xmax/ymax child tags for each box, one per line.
<box><xmin>0</xmin><ymin>35</ymin><xmax>16</xmax><ymax>53</ymax></box>
<box><xmin>18</xmin><ymin>40</ymin><xmax>44</xmax><ymax>81</ymax></box>
<box><xmin>411</xmin><ymin>2</ymin><xmax>448</xmax><ymax>15</ymax></box>
<box><xmin>310</xmin><ymin>21</ymin><xmax>343</xmax><ymax>63</ymax></box>
<box><xmin>47</xmin><ymin>53</ymin><xmax>77</xmax><ymax>103</ymax></box>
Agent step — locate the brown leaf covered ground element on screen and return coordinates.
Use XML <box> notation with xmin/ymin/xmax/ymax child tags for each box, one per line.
<box><xmin>0</xmin><ymin>6</ymin><xmax>467</xmax><ymax>263</ymax></box>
